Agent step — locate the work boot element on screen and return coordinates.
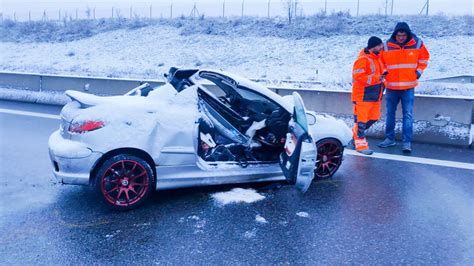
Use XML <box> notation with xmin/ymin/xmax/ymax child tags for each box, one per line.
<box><xmin>402</xmin><ymin>142</ymin><xmax>412</xmax><ymax>153</ymax></box>
<box><xmin>378</xmin><ymin>138</ymin><xmax>396</xmax><ymax>148</ymax></box>
<box><xmin>357</xmin><ymin>149</ymin><xmax>374</xmax><ymax>155</ymax></box>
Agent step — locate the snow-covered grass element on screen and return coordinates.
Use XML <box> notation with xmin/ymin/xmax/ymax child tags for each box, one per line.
<box><xmin>1</xmin><ymin>14</ymin><xmax>472</xmax><ymax>43</ymax></box>
<box><xmin>1</xmin><ymin>25</ymin><xmax>472</xmax><ymax>95</ymax></box>
<box><xmin>1</xmin><ymin>15</ymin><xmax>472</xmax><ymax>96</ymax></box>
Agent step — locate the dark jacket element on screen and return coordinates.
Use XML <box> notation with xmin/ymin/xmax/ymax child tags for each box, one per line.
<box><xmin>390</xmin><ymin>22</ymin><xmax>413</xmax><ymax>44</ymax></box>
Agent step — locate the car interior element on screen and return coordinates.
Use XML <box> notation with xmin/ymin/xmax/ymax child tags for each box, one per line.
<box><xmin>187</xmin><ymin>71</ymin><xmax>292</xmax><ymax>166</ymax></box>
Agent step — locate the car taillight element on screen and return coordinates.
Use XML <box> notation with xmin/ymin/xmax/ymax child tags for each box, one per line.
<box><xmin>69</xmin><ymin>120</ymin><xmax>104</xmax><ymax>134</ymax></box>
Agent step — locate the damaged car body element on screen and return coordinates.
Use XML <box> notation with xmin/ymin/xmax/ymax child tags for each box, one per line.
<box><xmin>48</xmin><ymin>68</ymin><xmax>352</xmax><ymax>210</ymax></box>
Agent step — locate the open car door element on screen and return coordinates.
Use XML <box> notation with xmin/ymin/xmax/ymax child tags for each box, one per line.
<box><xmin>279</xmin><ymin>92</ymin><xmax>317</xmax><ymax>192</ymax></box>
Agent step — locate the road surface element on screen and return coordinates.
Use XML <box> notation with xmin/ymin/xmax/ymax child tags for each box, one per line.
<box><xmin>1</xmin><ymin>100</ymin><xmax>473</xmax><ymax>264</ymax></box>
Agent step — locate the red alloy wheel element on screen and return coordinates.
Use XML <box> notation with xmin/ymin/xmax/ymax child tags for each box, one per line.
<box><xmin>314</xmin><ymin>139</ymin><xmax>343</xmax><ymax>179</ymax></box>
<box><xmin>100</xmin><ymin>159</ymin><xmax>150</xmax><ymax>208</ymax></box>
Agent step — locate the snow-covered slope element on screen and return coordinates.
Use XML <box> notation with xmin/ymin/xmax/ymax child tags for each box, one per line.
<box><xmin>1</xmin><ymin>25</ymin><xmax>472</xmax><ymax>95</ymax></box>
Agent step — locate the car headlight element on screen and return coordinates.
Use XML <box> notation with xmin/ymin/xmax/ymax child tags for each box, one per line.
<box><xmin>69</xmin><ymin>120</ymin><xmax>105</xmax><ymax>134</ymax></box>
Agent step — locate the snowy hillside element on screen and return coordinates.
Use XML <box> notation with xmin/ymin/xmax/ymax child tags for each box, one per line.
<box><xmin>1</xmin><ymin>16</ymin><xmax>473</xmax><ymax>96</ymax></box>
<box><xmin>1</xmin><ymin>15</ymin><xmax>472</xmax><ymax>42</ymax></box>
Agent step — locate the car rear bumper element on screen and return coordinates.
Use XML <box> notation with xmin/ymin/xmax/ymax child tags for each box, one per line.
<box><xmin>48</xmin><ymin>130</ymin><xmax>102</xmax><ymax>185</ymax></box>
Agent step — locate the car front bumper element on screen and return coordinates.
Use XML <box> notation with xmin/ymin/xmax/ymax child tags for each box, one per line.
<box><xmin>48</xmin><ymin>130</ymin><xmax>103</xmax><ymax>185</ymax></box>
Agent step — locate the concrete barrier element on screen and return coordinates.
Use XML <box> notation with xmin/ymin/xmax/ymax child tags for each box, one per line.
<box><xmin>271</xmin><ymin>87</ymin><xmax>473</xmax><ymax>146</ymax></box>
<box><xmin>1</xmin><ymin>71</ymin><xmax>472</xmax><ymax>146</ymax></box>
<box><xmin>0</xmin><ymin>72</ymin><xmax>41</xmax><ymax>91</ymax></box>
<box><xmin>0</xmin><ymin>71</ymin><xmax>165</xmax><ymax>94</ymax></box>
<box><xmin>41</xmin><ymin>75</ymin><xmax>164</xmax><ymax>95</ymax></box>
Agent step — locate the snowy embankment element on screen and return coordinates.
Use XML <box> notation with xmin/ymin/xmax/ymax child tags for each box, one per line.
<box><xmin>1</xmin><ymin>24</ymin><xmax>473</xmax><ymax>96</ymax></box>
<box><xmin>0</xmin><ymin>87</ymin><xmax>69</xmax><ymax>105</ymax></box>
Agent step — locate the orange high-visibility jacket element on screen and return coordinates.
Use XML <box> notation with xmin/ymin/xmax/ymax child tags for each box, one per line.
<box><xmin>352</xmin><ymin>48</ymin><xmax>384</xmax><ymax>102</ymax></box>
<box><xmin>381</xmin><ymin>35</ymin><xmax>430</xmax><ymax>90</ymax></box>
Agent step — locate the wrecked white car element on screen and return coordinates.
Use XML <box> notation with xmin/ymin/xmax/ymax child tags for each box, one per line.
<box><xmin>48</xmin><ymin>68</ymin><xmax>351</xmax><ymax>210</ymax></box>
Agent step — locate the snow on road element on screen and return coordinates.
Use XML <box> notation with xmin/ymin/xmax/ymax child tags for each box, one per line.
<box><xmin>255</xmin><ymin>214</ymin><xmax>268</xmax><ymax>224</ymax></box>
<box><xmin>296</xmin><ymin>212</ymin><xmax>310</xmax><ymax>218</ymax></box>
<box><xmin>211</xmin><ymin>188</ymin><xmax>265</xmax><ymax>205</ymax></box>
<box><xmin>1</xmin><ymin>25</ymin><xmax>472</xmax><ymax>96</ymax></box>
<box><xmin>243</xmin><ymin>228</ymin><xmax>258</xmax><ymax>239</ymax></box>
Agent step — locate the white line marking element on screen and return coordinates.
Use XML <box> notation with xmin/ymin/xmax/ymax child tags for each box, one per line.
<box><xmin>0</xmin><ymin>108</ymin><xmax>60</xmax><ymax>120</ymax></box>
<box><xmin>345</xmin><ymin>149</ymin><xmax>474</xmax><ymax>170</ymax></box>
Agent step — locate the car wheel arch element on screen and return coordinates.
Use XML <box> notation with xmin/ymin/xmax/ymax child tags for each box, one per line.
<box><xmin>314</xmin><ymin>137</ymin><xmax>344</xmax><ymax>179</ymax></box>
<box><xmin>313</xmin><ymin>133</ymin><xmax>347</xmax><ymax>147</ymax></box>
<box><xmin>316</xmin><ymin>137</ymin><xmax>343</xmax><ymax>148</ymax></box>
<box><xmin>89</xmin><ymin>148</ymin><xmax>157</xmax><ymax>187</ymax></box>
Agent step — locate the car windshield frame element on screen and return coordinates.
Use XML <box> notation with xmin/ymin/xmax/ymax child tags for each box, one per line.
<box><xmin>191</xmin><ymin>70</ymin><xmax>289</xmax><ymax>115</ymax></box>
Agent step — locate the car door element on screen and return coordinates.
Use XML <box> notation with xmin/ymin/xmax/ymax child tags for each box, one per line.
<box><xmin>279</xmin><ymin>92</ymin><xmax>317</xmax><ymax>192</ymax></box>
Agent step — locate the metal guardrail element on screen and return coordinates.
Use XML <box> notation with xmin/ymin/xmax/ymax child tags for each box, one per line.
<box><xmin>0</xmin><ymin>71</ymin><xmax>165</xmax><ymax>94</ymax></box>
<box><xmin>1</xmin><ymin>71</ymin><xmax>473</xmax><ymax>146</ymax></box>
<box><xmin>425</xmin><ymin>75</ymin><xmax>474</xmax><ymax>84</ymax></box>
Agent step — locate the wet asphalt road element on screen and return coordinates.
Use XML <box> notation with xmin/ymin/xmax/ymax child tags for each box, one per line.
<box><xmin>1</xmin><ymin>100</ymin><xmax>473</xmax><ymax>264</ymax></box>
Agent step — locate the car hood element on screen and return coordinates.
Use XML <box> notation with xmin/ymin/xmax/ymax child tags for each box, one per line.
<box><xmin>309</xmin><ymin>113</ymin><xmax>352</xmax><ymax>146</ymax></box>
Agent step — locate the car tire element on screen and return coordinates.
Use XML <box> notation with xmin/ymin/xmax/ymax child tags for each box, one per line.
<box><xmin>95</xmin><ymin>154</ymin><xmax>154</xmax><ymax>211</ymax></box>
<box><xmin>314</xmin><ymin>138</ymin><xmax>343</xmax><ymax>179</ymax></box>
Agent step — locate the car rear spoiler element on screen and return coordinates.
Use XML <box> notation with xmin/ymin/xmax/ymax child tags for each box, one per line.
<box><xmin>65</xmin><ymin>90</ymin><xmax>110</xmax><ymax>108</ymax></box>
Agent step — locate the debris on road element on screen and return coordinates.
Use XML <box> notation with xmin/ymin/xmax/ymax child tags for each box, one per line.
<box><xmin>255</xmin><ymin>214</ymin><xmax>268</xmax><ymax>224</ymax></box>
<box><xmin>296</xmin><ymin>212</ymin><xmax>310</xmax><ymax>218</ymax></box>
<box><xmin>211</xmin><ymin>188</ymin><xmax>265</xmax><ymax>206</ymax></box>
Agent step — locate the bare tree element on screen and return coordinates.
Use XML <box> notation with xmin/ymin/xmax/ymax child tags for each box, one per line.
<box><xmin>115</xmin><ymin>9</ymin><xmax>123</xmax><ymax>20</ymax></box>
<box><xmin>85</xmin><ymin>6</ymin><xmax>91</xmax><ymax>19</ymax></box>
<box><xmin>283</xmin><ymin>0</ymin><xmax>296</xmax><ymax>24</ymax></box>
<box><xmin>382</xmin><ymin>0</ymin><xmax>389</xmax><ymax>17</ymax></box>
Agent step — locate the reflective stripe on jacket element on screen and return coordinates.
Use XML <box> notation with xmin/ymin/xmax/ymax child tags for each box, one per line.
<box><xmin>352</xmin><ymin>48</ymin><xmax>384</xmax><ymax>102</ymax></box>
<box><xmin>381</xmin><ymin>35</ymin><xmax>430</xmax><ymax>90</ymax></box>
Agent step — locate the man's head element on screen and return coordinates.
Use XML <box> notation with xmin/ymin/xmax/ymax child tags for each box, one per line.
<box><xmin>395</xmin><ymin>30</ymin><xmax>408</xmax><ymax>45</ymax></box>
<box><xmin>367</xmin><ymin>36</ymin><xmax>383</xmax><ymax>54</ymax></box>
<box><xmin>391</xmin><ymin>22</ymin><xmax>412</xmax><ymax>45</ymax></box>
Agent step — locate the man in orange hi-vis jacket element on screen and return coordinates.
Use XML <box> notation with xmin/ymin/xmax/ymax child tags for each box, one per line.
<box><xmin>378</xmin><ymin>22</ymin><xmax>430</xmax><ymax>153</ymax></box>
<box><xmin>351</xmin><ymin>36</ymin><xmax>386</xmax><ymax>155</ymax></box>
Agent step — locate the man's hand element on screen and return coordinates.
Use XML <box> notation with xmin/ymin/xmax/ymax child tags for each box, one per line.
<box><xmin>380</xmin><ymin>71</ymin><xmax>388</xmax><ymax>82</ymax></box>
<box><xmin>416</xmin><ymin>70</ymin><xmax>422</xmax><ymax>79</ymax></box>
